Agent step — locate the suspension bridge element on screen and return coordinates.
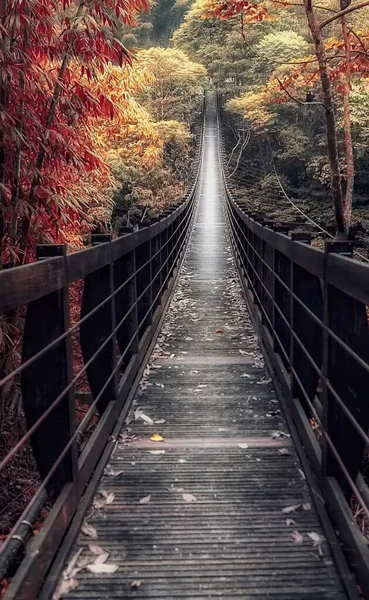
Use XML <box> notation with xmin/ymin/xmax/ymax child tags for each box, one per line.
<box><xmin>0</xmin><ymin>93</ymin><xmax>368</xmax><ymax>599</ymax></box>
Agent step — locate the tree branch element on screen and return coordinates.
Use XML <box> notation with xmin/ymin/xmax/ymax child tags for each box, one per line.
<box><xmin>320</xmin><ymin>0</ymin><xmax>369</xmax><ymax>28</ymax></box>
<box><xmin>273</xmin><ymin>0</ymin><xmax>337</xmax><ymax>12</ymax></box>
<box><xmin>275</xmin><ymin>76</ymin><xmax>327</xmax><ymax>108</ymax></box>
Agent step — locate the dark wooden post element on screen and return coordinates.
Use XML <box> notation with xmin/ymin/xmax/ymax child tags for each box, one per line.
<box><xmin>21</xmin><ymin>244</ymin><xmax>78</xmax><ymax>498</ymax></box>
<box><xmin>273</xmin><ymin>249</ymin><xmax>291</xmax><ymax>367</ymax></box>
<box><xmin>151</xmin><ymin>231</ymin><xmax>161</xmax><ymax>312</ymax></box>
<box><xmin>290</xmin><ymin>234</ymin><xmax>323</xmax><ymax>417</ymax></box>
<box><xmin>160</xmin><ymin>224</ymin><xmax>169</xmax><ymax>294</ymax></box>
<box><xmin>323</xmin><ymin>241</ymin><xmax>369</xmax><ymax>497</ymax></box>
<box><xmin>114</xmin><ymin>237</ymin><xmax>139</xmax><ymax>371</ymax></box>
<box><xmin>136</xmin><ymin>225</ymin><xmax>152</xmax><ymax>339</ymax></box>
<box><xmin>80</xmin><ymin>234</ymin><xmax>116</xmax><ymax>415</ymax></box>
<box><xmin>245</xmin><ymin>222</ymin><xmax>253</xmax><ymax>284</ymax></box>
<box><xmin>263</xmin><ymin>242</ymin><xmax>274</xmax><ymax>333</ymax></box>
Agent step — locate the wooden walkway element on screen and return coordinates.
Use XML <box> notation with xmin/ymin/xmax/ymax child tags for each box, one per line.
<box><xmin>59</xmin><ymin>99</ymin><xmax>349</xmax><ymax>599</ymax></box>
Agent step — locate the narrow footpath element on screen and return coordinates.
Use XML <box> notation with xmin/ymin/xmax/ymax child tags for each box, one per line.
<box><xmin>62</xmin><ymin>96</ymin><xmax>348</xmax><ymax>599</ymax></box>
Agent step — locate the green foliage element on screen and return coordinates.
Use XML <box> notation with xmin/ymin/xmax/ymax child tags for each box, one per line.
<box><xmin>256</xmin><ymin>31</ymin><xmax>309</xmax><ymax>68</ymax></box>
<box><xmin>120</xmin><ymin>0</ymin><xmax>194</xmax><ymax>48</ymax></box>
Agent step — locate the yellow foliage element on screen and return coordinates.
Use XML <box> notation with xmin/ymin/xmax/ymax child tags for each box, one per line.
<box><xmin>227</xmin><ymin>91</ymin><xmax>274</xmax><ymax>129</ymax></box>
<box><xmin>154</xmin><ymin>120</ymin><xmax>192</xmax><ymax>144</ymax></box>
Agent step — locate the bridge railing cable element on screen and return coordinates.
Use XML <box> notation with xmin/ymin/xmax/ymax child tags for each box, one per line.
<box><xmin>218</xmin><ymin>101</ymin><xmax>369</xmax><ymax>600</ymax></box>
<box><xmin>0</xmin><ymin>104</ymin><xmax>205</xmax><ymax>599</ymax></box>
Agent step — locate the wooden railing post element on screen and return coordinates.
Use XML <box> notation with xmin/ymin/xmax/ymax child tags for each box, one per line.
<box><xmin>80</xmin><ymin>234</ymin><xmax>116</xmax><ymax>415</ymax></box>
<box><xmin>160</xmin><ymin>224</ymin><xmax>169</xmax><ymax>293</ymax></box>
<box><xmin>322</xmin><ymin>241</ymin><xmax>369</xmax><ymax>497</ymax></box>
<box><xmin>290</xmin><ymin>234</ymin><xmax>323</xmax><ymax>417</ymax></box>
<box><xmin>114</xmin><ymin>230</ymin><xmax>139</xmax><ymax>371</ymax></box>
<box><xmin>136</xmin><ymin>224</ymin><xmax>153</xmax><ymax>339</ymax></box>
<box><xmin>21</xmin><ymin>244</ymin><xmax>78</xmax><ymax>498</ymax></box>
<box><xmin>151</xmin><ymin>229</ymin><xmax>161</xmax><ymax>312</ymax></box>
<box><xmin>273</xmin><ymin>248</ymin><xmax>291</xmax><ymax>367</ymax></box>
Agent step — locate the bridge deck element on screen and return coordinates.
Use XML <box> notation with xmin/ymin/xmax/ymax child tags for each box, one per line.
<box><xmin>60</xmin><ymin>103</ymin><xmax>348</xmax><ymax>599</ymax></box>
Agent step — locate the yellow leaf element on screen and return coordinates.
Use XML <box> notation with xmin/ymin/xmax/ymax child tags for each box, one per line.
<box><xmin>150</xmin><ymin>433</ymin><xmax>164</xmax><ymax>442</ymax></box>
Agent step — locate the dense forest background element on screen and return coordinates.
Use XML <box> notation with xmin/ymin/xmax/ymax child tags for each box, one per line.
<box><xmin>174</xmin><ymin>0</ymin><xmax>369</xmax><ymax>244</ymax></box>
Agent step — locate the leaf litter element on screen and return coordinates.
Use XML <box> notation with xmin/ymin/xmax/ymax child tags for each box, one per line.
<box><xmin>291</xmin><ymin>530</ymin><xmax>304</xmax><ymax>544</ymax></box>
<box><xmin>308</xmin><ymin>532</ymin><xmax>324</xmax><ymax>555</ymax></box>
<box><xmin>282</xmin><ymin>504</ymin><xmax>301</xmax><ymax>514</ymax></box>
<box><xmin>81</xmin><ymin>523</ymin><xmax>98</xmax><ymax>539</ymax></box>
<box><xmin>53</xmin><ymin>544</ymin><xmax>118</xmax><ymax>597</ymax></box>
<box><xmin>87</xmin><ymin>563</ymin><xmax>119</xmax><ymax>574</ymax></box>
<box><xmin>182</xmin><ymin>493</ymin><xmax>197</xmax><ymax>503</ymax></box>
<box><xmin>134</xmin><ymin>408</ymin><xmax>154</xmax><ymax>425</ymax></box>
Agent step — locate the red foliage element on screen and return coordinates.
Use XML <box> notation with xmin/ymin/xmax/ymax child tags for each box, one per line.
<box><xmin>204</xmin><ymin>0</ymin><xmax>270</xmax><ymax>21</ymax></box>
<box><xmin>0</xmin><ymin>0</ymin><xmax>150</xmax><ymax>265</ymax></box>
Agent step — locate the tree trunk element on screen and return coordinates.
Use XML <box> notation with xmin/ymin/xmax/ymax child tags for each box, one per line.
<box><xmin>341</xmin><ymin>11</ymin><xmax>354</xmax><ymax>229</ymax></box>
<box><xmin>304</xmin><ymin>0</ymin><xmax>346</xmax><ymax>238</ymax></box>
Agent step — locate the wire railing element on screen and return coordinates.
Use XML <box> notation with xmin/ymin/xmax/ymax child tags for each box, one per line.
<box><xmin>218</xmin><ymin>107</ymin><xmax>369</xmax><ymax>599</ymax></box>
<box><xmin>0</xmin><ymin>113</ymin><xmax>204</xmax><ymax>599</ymax></box>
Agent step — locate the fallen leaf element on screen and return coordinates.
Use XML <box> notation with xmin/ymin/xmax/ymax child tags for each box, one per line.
<box><xmin>52</xmin><ymin>578</ymin><xmax>79</xmax><ymax>600</ymax></box>
<box><xmin>241</xmin><ymin>374</ymin><xmax>251</xmax><ymax>378</ymax></box>
<box><xmin>303</xmin><ymin>502</ymin><xmax>311</xmax><ymax>511</ymax></box>
<box><xmin>94</xmin><ymin>552</ymin><xmax>110</xmax><ymax>565</ymax></box>
<box><xmin>134</xmin><ymin>408</ymin><xmax>154</xmax><ymax>425</ymax></box>
<box><xmin>150</xmin><ymin>433</ymin><xmax>164</xmax><ymax>442</ymax></box>
<box><xmin>89</xmin><ymin>545</ymin><xmax>105</xmax><ymax>556</ymax></box>
<box><xmin>81</xmin><ymin>523</ymin><xmax>98</xmax><ymax>539</ymax></box>
<box><xmin>308</xmin><ymin>532</ymin><xmax>324</xmax><ymax>546</ymax></box>
<box><xmin>291</xmin><ymin>530</ymin><xmax>303</xmax><ymax>544</ymax></box>
<box><xmin>183</xmin><ymin>493</ymin><xmax>197</xmax><ymax>503</ymax></box>
<box><xmin>139</xmin><ymin>495</ymin><xmax>151</xmax><ymax>504</ymax></box>
<box><xmin>99</xmin><ymin>490</ymin><xmax>109</xmax><ymax>499</ymax></box>
<box><xmin>257</xmin><ymin>377</ymin><xmax>272</xmax><ymax>385</ymax></box>
<box><xmin>76</xmin><ymin>556</ymin><xmax>91</xmax><ymax>569</ymax></box>
<box><xmin>239</xmin><ymin>349</ymin><xmax>247</xmax><ymax>355</ymax></box>
<box><xmin>168</xmin><ymin>485</ymin><xmax>184</xmax><ymax>493</ymax></box>
<box><xmin>155</xmin><ymin>419</ymin><xmax>166</xmax><ymax>424</ymax></box>
<box><xmin>105</xmin><ymin>468</ymin><xmax>124</xmax><ymax>477</ymax></box>
<box><xmin>272</xmin><ymin>431</ymin><xmax>291</xmax><ymax>439</ymax></box>
<box><xmin>298</xmin><ymin>468</ymin><xmax>306</xmax><ymax>480</ymax></box>
<box><xmin>279</xmin><ymin>448</ymin><xmax>290</xmax><ymax>456</ymax></box>
<box><xmin>178</xmin><ymin>459</ymin><xmax>186</xmax><ymax>463</ymax></box>
<box><xmin>285</xmin><ymin>519</ymin><xmax>295</xmax><ymax>526</ymax></box>
<box><xmin>86</xmin><ymin>563</ymin><xmax>119</xmax><ymax>574</ymax></box>
<box><xmin>238</xmin><ymin>443</ymin><xmax>249</xmax><ymax>449</ymax></box>
<box><xmin>131</xmin><ymin>580</ymin><xmax>142</xmax><ymax>588</ymax></box>
<box><xmin>169</xmin><ymin>354</ymin><xmax>175</xmax><ymax>359</ymax></box>
<box><xmin>105</xmin><ymin>493</ymin><xmax>115</xmax><ymax>505</ymax></box>
<box><xmin>216</xmin><ymin>329</ymin><xmax>223</xmax><ymax>333</ymax></box>
<box><xmin>64</xmin><ymin>549</ymin><xmax>83</xmax><ymax>578</ymax></box>
<box><xmin>148</xmin><ymin>450</ymin><xmax>166</xmax><ymax>455</ymax></box>
<box><xmin>155</xmin><ymin>383</ymin><xmax>164</xmax><ymax>388</ymax></box>
<box><xmin>282</xmin><ymin>504</ymin><xmax>301</xmax><ymax>514</ymax></box>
